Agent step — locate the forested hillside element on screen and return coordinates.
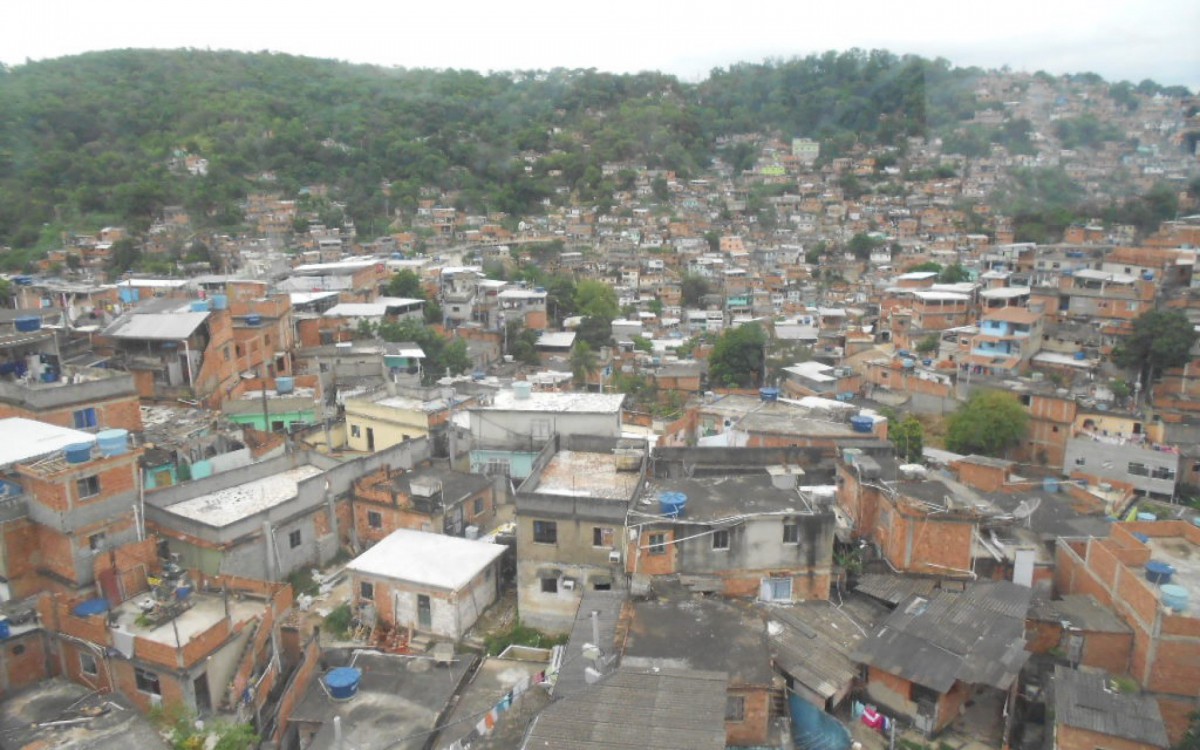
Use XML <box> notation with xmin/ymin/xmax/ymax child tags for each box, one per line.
<box><xmin>0</xmin><ymin>48</ymin><xmax>1191</xmax><ymax>251</ymax></box>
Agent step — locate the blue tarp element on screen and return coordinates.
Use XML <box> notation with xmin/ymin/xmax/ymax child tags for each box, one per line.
<box><xmin>790</xmin><ymin>693</ymin><xmax>851</xmax><ymax>750</ymax></box>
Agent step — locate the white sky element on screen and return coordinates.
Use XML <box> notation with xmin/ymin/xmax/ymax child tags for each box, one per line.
<box><xmin>3</xmin><ymin>1</ymin><xmax>1198</xmax><ymax>90</ymax></box>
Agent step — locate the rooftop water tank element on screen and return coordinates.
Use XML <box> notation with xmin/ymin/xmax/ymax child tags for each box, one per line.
<box><xmin>1146</xmin><ymin>560</ymin><xmax>1175</xmax><ymax>585</ymax></box>
<box><xmin>14</xmin><ymin>316</ymin><xmax>41</xmax><ymax>333</ymax></box>
<box><xmin>1161</xmin><ymin>583</ymin><xmax>1189</xmax><ymax>612</ymax></box>
<box><xmin>1074</xmin><ymin>351</ymin><xmax>1087</xmax><ymax>360</ymax></box>
<box><xmin>1137</xmin><ymin>512</ymin><xmax>1157</xmax><ymax>522</ymax></box>
<box><xmin>850</xmin><ymin>415</ymin><xmax>874</xmax><ymax>434</ymax></box>
<box><xmin>324</xmin><ymin>667</ymin><xmax>362</xmax><ymax>701</ymax></box>
<box><xmin>212</xmin><ymin>293</ymin><xmax>229</xmax><ymax>311</ymax></box>
<box><xmin>512</xmin><ymin>381</ymin><xmax>533</xmax><ymax>400</ymax></box>
<box><xmin>275</xmin><ymin>376</ymin><xmax>295</xmax><ymax>395</ymax></box>
<box><xmin>190</xmin><ymin>299</ymin><xmax>211</xmax><ymax>312</ymax></box>
<box><xmin>901</xmin><ymin>358</ymin><xmax>916</xmax><ymax>370</ymax></box>
<box><xmin>659</xmin><ymin>492</ymin><xmax>688</xmax><ymax>518</ymax></box>
<box><xmin>244</xmin><ymin>314</ymin><xmax>262</xmax><ymax>326</ymax></box>
<box><xmin>1132</xmin><ymin>533</ymin><xmax>1150</xmax><ymax>544</ymax></box>
<box><xmin>64</xmin><ymin>441</ymin><xmax>94</xmax><ymax>465</ymax></box>
<box><xmin>96</xmin><ymin>429</ymin><xmax>129</xmax><ymax>457</ymax></box>
<box><xmin>72</xmin><ymin>598</ymin><xmax>109</xmax><ymax>618</ymax></box>
<box><xmin>1142</xmin><ymin>271</ymin><xmax>1155</xmax><ymax>281</ymax></box>
<box><xmin>1042</xmin><ymin>477</ymin><xmax>1060</xmax><ymax>493</ymax></box>
<box><xmin>759</xmin><ymin>387</ymin><xmax>779</xmax><ymax>402</ymax></box>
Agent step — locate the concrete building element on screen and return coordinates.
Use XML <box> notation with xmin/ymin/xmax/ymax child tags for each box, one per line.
<box><xmin>514</xmin><ymin>435</ymin><xmax>646</xmax><ymax>633</ymax></box>
<box><xmin>0</xmin><ymin>365</ymin><xmax>142</xmax><ymax>433</ymax></box>
<box><xmin>145</xmin><ymin>440</ymin><xmax>430</xmax><ymax>581</ymax></box>
<box><xmin>348</xmin><ymin>464</ymin><xmax>496</xmax><ymax>548</ymax></box>
<box><xmin>346</xmin><ymin>528</ymin><xmax>506</xmax><ymax>641</ymax></box>
<box><xmin>344</xmin><ymin>385</ymin><xmax>464</xmax><ymax>455</ymax></box>
<box><xmin>467</xmin><ymin>383</ymin><xmax>625</xmax><ymax>480</ymax></box>
<box><xmin>1064</xmin><ymin>437</ymin><xmax>1181</xmax><ymax>499</ymax></box>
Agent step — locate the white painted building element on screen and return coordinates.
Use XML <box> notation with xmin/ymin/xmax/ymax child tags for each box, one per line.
<box><xmin>346</xmin><ymin>528</ymin><xmax>506</xmax><ymax>640</ymax></box>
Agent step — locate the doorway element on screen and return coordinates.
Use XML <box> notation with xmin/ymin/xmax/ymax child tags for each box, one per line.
<box><xmin>366</xmin><ymin>427</ymin><xmax>375</xmax><ymax>452</ymax></box>
<box><xmin>417</xmin><ymin>594</ymin><xmax>431</xmax><ymax>629</ymax></box>
<box><xmin>193</xmin><ymin>674</ymin><xmax>212</xmax><ymax>714</ymax></box>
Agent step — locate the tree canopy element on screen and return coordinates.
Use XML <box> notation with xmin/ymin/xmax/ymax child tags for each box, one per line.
<box><xmin>376</xmin><ymin>319</ymin><xmax>471</xmax><ymax>384</ymax></box>
<box><xmin>889</xmin><ymin>414</ymin><xmax>925</xmax><ymax>464</ymax></box>
<box><xmin>574</xmin><ymin>280</ymin><xmax>619</xmax><ymax>321</ymax></box>
<box><xmin>945</xmin><ymin>390</ymin><xmax>1029</xmax><ymax>457</ymax></box>
<box><xmin>1113</xmin><ymin>309</ymin><xmax>1199</xmax><ymax>385</ymax></box>
<box><xmin>708</xmin><ymin>323</ymin><xmax>767</xmax><ymax>388</ymax></box>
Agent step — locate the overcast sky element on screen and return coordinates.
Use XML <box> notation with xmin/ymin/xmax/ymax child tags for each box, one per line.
<box><xmin>3</xmin><ymin>1</ymin><xmax>1198</xmax><ymax>90</ymax></box>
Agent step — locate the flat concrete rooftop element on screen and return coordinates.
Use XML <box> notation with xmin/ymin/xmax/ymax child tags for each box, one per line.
<box><xmin>164</xmin><ymin>464</ymin><xmax>324</xmax><ymax>526</ymax></box>
<box><xmin>1141</xmin><ymin>535</ymin><xmax>1200</xmax><ymax>617</ymax></box>
<box><xmin>529</xmin><ymin>450</ymin><xmax>642</xmax><ymax>501</ymax></box>
<box><xmin>110</xmin><ymin>590</ymin><xmax>267</xmax><ymax>647</ymax></box>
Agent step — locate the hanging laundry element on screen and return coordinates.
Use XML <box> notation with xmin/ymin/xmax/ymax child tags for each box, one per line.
<box><xmin>861</xmin><ymin>706</ymin><xmax>884</xmax><ymax>730</ymax></box>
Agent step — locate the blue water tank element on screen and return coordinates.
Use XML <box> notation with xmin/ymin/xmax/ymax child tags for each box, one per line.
<box><xmin>64</xmin><ymin>442</ymin><xmax>94</xmax><ymax>464</ymax></box>
<box><xmin>1146</xmin><ymin>560</ymin><xmax>1175</xmax><ymax>585</ymax></box>
<box><xmin>759</xmin><ymin>387</ymin><xmax>779</xmax><ymax>402</ymax></box>
<box><xmin>1043</xmin><ymin>477</ymin><xmax>1060</xmax><ymax>493</ymax></box>
<box><xmin>1133</xmin><ymin>533</ymin><xmax>1150</xmax><ymax>544</ymax></box>
<box><xmin>1161</xmin><ymin>583</ymin><xmax>1189</xmax><ymax>612</ymax></box>
<box><xmin>14</xmin><ymin>316</ymin><xmax>41</xmax><ymax>333</ymax></box>
<box><xmin>0</xmin><ymin>617</ymin><xmax>10</xmax><ymax>640</ymax></box>
<box><xmin>1074</xmin><ymin>351</ymin><xmax>1087</xmax><ymax>360</ymax></box>
<box><xmin>850</xmin><ymin>416</ymin><xmax>874</xmax><ymax>433</ymax></box>
<box><xmin>921</xmin><ymin>358</ymin><xmax>933</xmax><ymax>367</ymax></box>
<box><xmin>1142</xmin><ymin>271</ymin><xmax>1155</xmax><ymax>281</ymax></box>
<box><xmin>72</xmin><ymin>598</ymin><xmax>109</xmax><ymax>618</ymax></box>
<box><xmin>245</xmin><ymin>314</ymin><xmax>262</xmax><ymax>326</ymax></box>
<box><xmin>190</xmin><ymin>299</ymin><xmax>212</xmax><ymax>312</ymax></box>
<box><xmin>1137</xmin><ymin>512</ymin><xmax>1157</xmax><ymax>522</ymax></box>
<box><xmin>659</xmin><ymin>492</ymin><xmax>688</xmax><ymax>518</ymax></box>
<box><xmin>325</xmin><ymin>667</ymin><xmax>362</xmax><ymax>701</ymax></box>
<box><xmin>13</xmin><ymin>276</ymin><xmax>32</xmax><ymax>286</ymax></box>
<box><xmin>901</xmin><ymin>358</ymin><xmax>916</xmax><ymax>369</ymax></box>
<box><xmin>276</xmin><ymin>376</ymin><xmax>295</xmax><ymax>395</ymax></box>
<box><xmin>212</xmin><ymin>293</ymin><xmax>229</xmax><ymax>311</ymax></box>
<box><xmin>97</xmin><ymin>429</ymin><xmax>129</xmax><ymax>457</ymax></box>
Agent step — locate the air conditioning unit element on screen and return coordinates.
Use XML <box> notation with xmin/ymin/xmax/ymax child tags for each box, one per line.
<box><xmin>561</xmin><ymin>578</ymin><xmax>576</xmax><ymax>591</ymax></box>
<box><xmin>608</xmin><ymin>549</ymin><xmax>622</xmax><ymax>565</ymax></box>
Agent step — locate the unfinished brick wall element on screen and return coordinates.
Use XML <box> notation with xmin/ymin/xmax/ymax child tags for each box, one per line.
<box><xmin>1056</xmin><ymin>723</ymin><xmax>1163</xmax><ymax>750</ymax></box>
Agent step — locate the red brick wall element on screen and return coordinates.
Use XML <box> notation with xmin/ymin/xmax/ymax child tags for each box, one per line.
<box><xmin>0</xmin><ymin>631</ymin><xmax>51</xmax><ymax>698</ymax></box>
<box><xmin>274</xmin><ymin>634</ymin><xmax>321</xmax><ymax>745</ymax></box>
<box><xmin>726</xmin><ymin>687</ymin><xmax>772</xmax><ymax>746</ymax></box>
<box><xmin>1057</xmin><ymin>723</ymin><xmax>1161</xmax><ymax>750</ymax></box>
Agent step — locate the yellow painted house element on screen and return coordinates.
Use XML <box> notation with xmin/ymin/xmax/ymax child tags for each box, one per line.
<box><xmin>344</xmin><ymin>388</ymin><xmax>469</xmax><ymax>453</ymax></box>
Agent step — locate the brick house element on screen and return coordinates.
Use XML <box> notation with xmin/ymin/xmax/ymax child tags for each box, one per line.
<box><xmin>1053</xmin><ymin>665</ymin><xmax>1169</xmax><ymax>750</ymax></box>
<box><xmin>347</xmin><ymin>464</ymin><xmax>495</xmax><ymax>548</ymax></box>
<box><xmin>345</xmin><ymin>528</ymin><xmax>505</xmax><ymax>641</ymax></box>
<box><xmin>853</xmin><ymin>580</ymin><xmax>1031</xmax><ymax>738</ymax></box>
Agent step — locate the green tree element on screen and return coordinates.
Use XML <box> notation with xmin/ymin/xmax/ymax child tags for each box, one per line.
<box><xmin>847</xmin><ymin>232</ymin><xmax>883</xmax><ymax>260</ymax></box>
<box><xmin>575</xmin><ymin>316</ymin><xmax>613</xmax><ymax>350</ymax></box>
<box><xmin>377</xmin><ymin>319</ymin><xmax>470</xmax><ymax>384</ymax></box>
<box><xmin>570</xmin><ymin>340</ymin><xmax>598</xmax><ymax>387</ymax></box>
<box><xmin>651</xmin><ymin>176</ymin><xmax>670</xmax><ymax>202</ymax></box>
<box><xmin>915</xmin><ymin>334</ymin><xmax>940</xmax><ymax>355</ymax></box>
<box><xmin>107</xmin><ymin>238</ymin><xmax>141</xmax><ymax>276</ymax></box>
<box><xmin>945</xmin><ymin>391</ymin><xmax>1029</xmax><ymax>457</ymax></box>
<box><xmin>574</xmin><ymin>279</ymin><xmax>619</xmax><ymax>320</ymax></box>
<box><xmin>631</xmin><ymin>335</ymin><xmax>653</xmax><ymax>353</ymax></box>
<box><xmin>681</xmin><ymin>274</ymin><xmax>712</xmax><ymax>307</ymax></box>
<box><xmin>906</xmin><ymin>261</ymin><xmax>943</xmax><ymax>274</ymax></box>
<box><xmin>937</xmin><ymin>263</ymin><xmax>971</xmax><ymax>283</ymax></box>
<box><xmin>385</xmin><ymin>269</ymin><xmax>425</xmax><ymax>298</ymax></box>
<box><xmin>506</xmin><ymin>320</ymin><xmax>541</xmax><ymax>366</ymax></box>
<box><xmin>889</xmin><ymin>414</ymin><xmax>925</xmax><ymax>463</ymax></box>
<box><xmin>708</xmin><ymin>323</ymin><xmax>767</xmax><ymax>388</ymax></box>
<box><xmin>1113</xmin><ymin>309</ymin><xmax>1199</xmax><ymax>387</ymax></box>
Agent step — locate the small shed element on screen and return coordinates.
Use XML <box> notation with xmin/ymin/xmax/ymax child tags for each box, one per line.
<box><xmin>346</xmin><ymin>529</ymin><xmax>506</xmax><ymax>640</ymax></box>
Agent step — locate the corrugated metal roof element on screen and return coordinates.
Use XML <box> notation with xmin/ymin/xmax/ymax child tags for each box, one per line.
<box><xmin>854</xmin><ymin>574</ymin><xmax>939</xmax><ymax>606</ymax></box>
<box><xmin>1054</xmin><ymin>666</ymin><xmax>1169</xmax><ymax>747</ymax></box>
<box><xmin>852</xmin><ymin>581</ymin><xmax>1031</xmax><ymax>693</ymax></box>
<box><xmin>105</xmin><ymin>311</ymin><xmax>210</xmax><ymax>340</ymax></box>
<box><xmin>524</xmin><ymin>667</ymin><xmax>727</xmax><ymax>750</ymax></box>
<box><xmin>769</xmin><ymin>596</ymin><xmax>888</xmax><ymax>699</ymax></box>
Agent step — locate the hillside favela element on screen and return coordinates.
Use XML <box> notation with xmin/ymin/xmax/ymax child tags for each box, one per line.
<box><xmin>0</xmin><ymin>48</ymin><xmax>1199</xmax><ymax>750</ymax></box>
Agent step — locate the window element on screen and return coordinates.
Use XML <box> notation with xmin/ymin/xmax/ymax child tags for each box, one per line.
<box><xmin>80</xmin><ymin>652</ymin><xmax>98</xmax><ymax>677</ymax></box>
<box><xmin>762</xmin><ymin>577</ymin><xmax>793</xmax><ymax>602</ymax></box>
<box><xmin>1152</xmin><ymin>466</ymin><xmax>1176</xmax><ymax>481</ymax></box>
<box><xmin>288</xmin><ymin>529</ymin><xmax>302</xmax><ymax>548</ymax></box>
<box><xmin>782</xmin><ymin>522</ymin><xmax>800</xmax><ymax>544</ymax></box>
<box><xmin>712</xmin><ymin>529</ymin><xmax>730</xmax><ymax>550</ymax></box>
<box><xmin>350</xmin><ymin>424</ymin><xmax>361</xmax><ymax>438</ymax></box>
<box><xmin>88</xmin><ymin>532</ymin><xmax>106</xmax><ymax>551</ymax></box>
<box><xmin>73</xmin><ymin>408</ymin><xmax>97</xmax><ymax>430</ymax></box>
<box><xmin>531</xmin><ymin>419</ymin><xmax>552</xmax><ymax>440</ymax></box>
<box><xmin>533</xmin><ymin>520</ymin><xmax>557</xmax><ymax>545</ymax></box>
<box><xmin>648</xmin><ymin>533</ymin><xmax>667</xmax><ymax>555</ymax></box>
<box><xmin>367</xmin><ymin>511</ymin><xmax>382</xmax><ymax>529</ymax></box>
<box><xmin>134</xmin><ymin>667</ymin><xmax>161</xmax><ymax>695</ymax></box>
<box><xmin>1074</xmin><ymin>456</ymin><xmax>1087</xmax><ymax>466</ymax></box>
<box><xmin>1128</xmin><ymin>462</ymin><xmax>1149</xmax><ymax>477</ymax></box>
<box><xmin>360</xmin><ymin>581</ymin><xmax>374</xmax><ymax>600</ymax></box>
<box><xmin>593</xmin><ymin>527</ymin><xmax>614</xmax><ymax>548</ymax></box>
<box><xmin>725</xmin><ymin>695</ymin><xmax>745</xmax><ymax>722</ymax></box>
<box><xmin>76</xmin><ymin>476</ymin><xmax>101</xmax><ymax>499</ymax></box>
<box><xmin>473</xmin><ymin>497</ymin><xmax>485</xmax><ymax>516</ymax></box>
<box><xmin>484</xmin><ymin>458</ymin><xmax>511</xmax><ymax>477</ymax></box>
<box><xmin>541</xmin><ymin>577</ymin><xmax>558</xmax><ymax>594</ymax></box>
